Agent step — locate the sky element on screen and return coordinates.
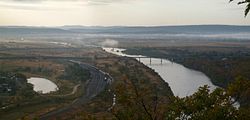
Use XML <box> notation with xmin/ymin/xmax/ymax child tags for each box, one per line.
<box><xmin>0</xmin><ymin>0</ymin><xmax>249</xmax><ymax>26</ymax></box>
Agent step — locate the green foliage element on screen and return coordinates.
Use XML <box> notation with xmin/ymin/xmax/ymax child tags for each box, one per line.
<box><xmin>230</xmin><ymin>0</ymin><xmax>250</xmax><ymax>16</ymax></box>
<box><xmin>111</xmin><ymin>68</ymin><xmax>171</xmax><ymax>120</ymax></box>
<box><xmin>227</xmin><ymin>76</ymin><xmax>250</xmax><ymax>108</ymax></box>
<box><xmin>112</xmin><ymin>81</ymin><xmax>250</xmax><ymax>120</ymax></box>
<box><xmin>229</xmin><ymin>80</ymin><xmax>250</xmax><ymax>119</ymax></box>
<box><xmin>0</xmin><ymin>71</ymin><xmax>29</xmax><ymax>95</ymax></box>
<box><xmin>17</xmin><ymin>83</ymin><xmax>37</xmax><ymax>99</ymax></box>
<box><xmin>167</xmin><ymin>85</ymin><xmax>239</xmax><ymax>120</ymax></box>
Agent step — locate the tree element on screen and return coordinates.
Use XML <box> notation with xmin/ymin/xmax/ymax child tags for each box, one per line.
<box><xmin>226</xmin><ymin>77</ymin><xmax>250</xmax><ymax>119</ymax></box>
<box><xmin>110</xmin><ymin>70</ymin><xmax>171</xmax><ymax>120</ymax></box>
<box><xmin>230</xmin><ymin>0</ymin><xmax>250</xmax><ymax>16</ymax></box>
<box><xmin>227</xmin><ymin>76</ymin><xmax>250</xmax><ymax>108</ymax></box>
<box><xmin>166</xmin><ymin>85</ymin><xmax>239</xmax><ymax>120</ymax></box>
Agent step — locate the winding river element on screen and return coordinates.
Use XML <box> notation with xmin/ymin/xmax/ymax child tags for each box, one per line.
<box><xmin>103</xmin><ymin>47</ymin><xmax>218</xmax><ymax>97</ymax></box>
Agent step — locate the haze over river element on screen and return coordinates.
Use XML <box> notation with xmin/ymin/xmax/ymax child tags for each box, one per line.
<box><xmin>103</xmin><ymin>47</ymin><xmax>218</xmax><ymax>97</ymax></box>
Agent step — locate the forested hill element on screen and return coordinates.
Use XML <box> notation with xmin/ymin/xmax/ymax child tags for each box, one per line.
<box><xmin>62</xmin><ymin>25</ymin><xmax>250</xmax><ymax>34</ymax></box>
<box><xmin>0</xmin><ymin>25</ymin><xmax>250</xmax><ymax>35</ymax></box>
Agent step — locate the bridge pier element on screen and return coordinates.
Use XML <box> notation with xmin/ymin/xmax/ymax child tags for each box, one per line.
<box><xmin>130</xmin><ymin>57</ymin><xmax>166</xmax><ymax>65</ymax></box>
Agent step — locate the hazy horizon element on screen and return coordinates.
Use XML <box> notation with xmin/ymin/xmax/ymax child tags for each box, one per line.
<box><xmin>0</xmin><ymin>0</ymin><xmax>249</xmax><ymax>26</ymax></box>
<box><xmin>0</xmin><ymin>24</ymin><xmax>250</xmax><ymax>27</ymax></box>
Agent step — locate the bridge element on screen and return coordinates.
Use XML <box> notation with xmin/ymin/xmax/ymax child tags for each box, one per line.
<box><xmin>99</xmin><ymin>56</ymin><xmax>172</xmax><ymax>65</ymax></box>
<box><xmin>133</xmin><ymin>57</ymin><xmax>163</xmax><ymax>65</ymax></box>
<box><xmin>0</xmin><ymin>56</ymin><xmax>173</xmax><ymax>65</ymax></box>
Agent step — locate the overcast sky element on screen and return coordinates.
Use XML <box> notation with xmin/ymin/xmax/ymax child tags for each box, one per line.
<box><xmin>0</xmin><ymin>0</ymin><xmax>249</xmax><ymax>26</ymax></box>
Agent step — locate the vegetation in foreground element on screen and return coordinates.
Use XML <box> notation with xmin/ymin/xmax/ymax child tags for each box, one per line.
<box><xmin>58</xmin><ymin>69</ymin><xmax>250</xmax><ymax>120</ymax></box>
<box><xmin>1</xmin><ymin>46</ymin><xmax>250</xmax><ymax>119</ymax></box>
<box><xmin>47</xmin><ymin>56</ymin><xmax>250</xmax><ymax>120</ymax></box>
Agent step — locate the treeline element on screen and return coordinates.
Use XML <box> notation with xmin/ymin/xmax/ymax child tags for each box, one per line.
<box><xmin>12</xmin><ymin>66</ymin><xmax>53</xmax><ymax>77</ymax></box>
<box><xmin>0</xmin><ymin>71</ymin><xmax>37</xmax><ymax>109</ymax></box>
<box><xmin>57</xmin><ymin>63</ymin><xmax>90</xmax><ymax>83</ymax></box>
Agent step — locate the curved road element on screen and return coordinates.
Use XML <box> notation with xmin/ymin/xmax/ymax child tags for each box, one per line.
<box><xmin>45</xmin><ymin>84</ymin><xmax>81</xmax><ymax>97</ymax></box>
<box><xmin>40</xmin><ymin>61</ymin><xmax>111</xmax><ymax>120</ymax></box>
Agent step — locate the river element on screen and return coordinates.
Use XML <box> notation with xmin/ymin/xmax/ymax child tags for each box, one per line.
<box><xmin>103</xmin><ymin>47</ymin><xmax>218</xmax><ymax>97</ymax></box>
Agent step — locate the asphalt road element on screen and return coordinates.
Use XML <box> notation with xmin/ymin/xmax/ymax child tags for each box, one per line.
<box><xmin>39</xmin><ymin>62</ymin><xmax>111</xmax><ymax>120</ymax></box>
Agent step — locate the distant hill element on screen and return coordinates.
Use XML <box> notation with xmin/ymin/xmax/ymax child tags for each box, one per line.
<box><xmin>0</xmin><ymin>25</ymin><xmax>249</xmax><ymax>35</ymax></box>
<box><xmin>61</xmin><ymin>25</ymin><xmax>250</xmax><ymax>34</ymax></box>
<box><xmin>0</xmin><ymin>26</ymin><xmax>72</xmax><ymax>35</ymax></box>
<box><xmin>0</xmin><ymin>25</ymin><xmax>249</xmax><ymax>40</ymax></box>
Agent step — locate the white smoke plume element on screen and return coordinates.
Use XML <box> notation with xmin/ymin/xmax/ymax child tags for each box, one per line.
<box><xmin>101</xmin><ymin>39</ymin><xmax>119</xmax><ymax>47</ymax></box>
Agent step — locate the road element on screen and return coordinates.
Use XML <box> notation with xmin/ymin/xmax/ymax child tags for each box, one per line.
<box><xmin>45</xmin><ymin>84</ymin><xmax>81</xmax><ymax>97</ymax></box>
<box><xmin>39</xmin><ymin>62</ymin><xmax>111</xmax><ymax>120</ymax></box>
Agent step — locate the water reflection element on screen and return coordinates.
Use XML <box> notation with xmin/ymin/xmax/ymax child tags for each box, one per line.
<box><xmin>103</xmin><ymin>47</ymin><xmax>218</xmax><ymax>97</ymax></box>
<box><xmin>27</xmin><ymin>77</ymin><xmax>58</xmax><ymax>94</ymax></box>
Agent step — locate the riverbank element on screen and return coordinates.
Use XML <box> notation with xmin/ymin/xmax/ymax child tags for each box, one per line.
<box><xmin>38</xmin><ymin>51</ymin><xmax>174</xmax><ymax>119</ymax></box>
<box><xmin>124</xmin><ymin>46</ymin><xmax>250</xmax><ymax>107</ymax></box>
<box><xmin>93</xmin><ymin>55</ymin><xmax>174</xmax><ymax>119</ymax></box>
<box><xmin>103</xmin><ymin>47</ymin><xmax>217</xmax><ymax>97</ymax></box>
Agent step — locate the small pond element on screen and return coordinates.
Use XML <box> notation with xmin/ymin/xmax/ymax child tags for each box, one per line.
<box><xmin>27</xmin><ymin>77</ymin><xmax>58</xmax><ymax>94</ymax></box>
